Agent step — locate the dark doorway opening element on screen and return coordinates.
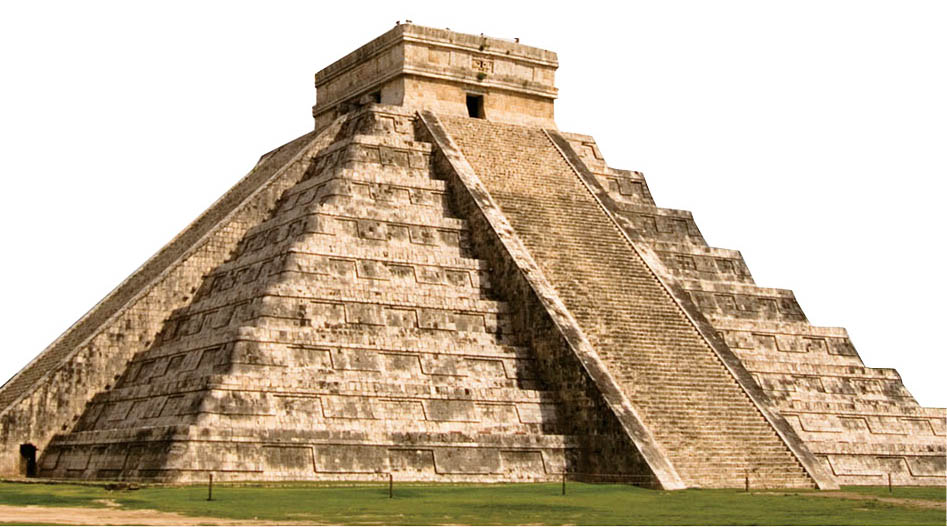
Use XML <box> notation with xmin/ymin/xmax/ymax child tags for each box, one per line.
<box><xmin>19</xmin><ymin>443</ymin><xmax>37</xmax><ymax>477</ymax></box>
<box><xmin>466</xmin><ymin>94</ymin><xmax>484</xmax><ymax>118</ymax></box>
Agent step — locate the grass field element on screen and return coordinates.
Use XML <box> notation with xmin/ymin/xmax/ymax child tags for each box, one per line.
<box><xmin>0</xmin><ymin>481</ymin><xmax>943</xmax><ymax>525</ymax></box>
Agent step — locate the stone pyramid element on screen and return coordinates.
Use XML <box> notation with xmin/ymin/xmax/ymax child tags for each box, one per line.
<box><xmin>1</xmin><ymin>24</ymin><xmax>942</xmax><ymax>489</ymax></box>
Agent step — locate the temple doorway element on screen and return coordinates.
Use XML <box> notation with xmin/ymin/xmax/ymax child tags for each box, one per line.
<box><xmin>19</xmin><ymin>443</ymin><xmax>37</xmax><ymax>477</ymax></box>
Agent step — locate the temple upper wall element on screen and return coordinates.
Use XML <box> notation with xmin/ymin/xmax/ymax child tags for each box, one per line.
<box><xmin>312</xmin><ymin>24</ymin><xmax>558</xmax><ymax>129</ymax></box>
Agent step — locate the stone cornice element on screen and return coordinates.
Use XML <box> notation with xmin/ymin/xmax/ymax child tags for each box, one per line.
<box><xmin>314</xmin><ymin>24</ymin><xmax>557</xmax><ymax>86</ymax></box>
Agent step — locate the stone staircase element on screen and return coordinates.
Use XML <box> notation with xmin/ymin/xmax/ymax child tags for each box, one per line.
<box><xmin>40</xmin><ymin>107</ymin><xmax>649</xmax><ymax>483</ymax></box>
<box><xmin>559</xmin><ymin>131</ymin><xmax>946</xmax><ymax>486</ymax></box>
<box><xmin>437</xmin><ymin>115</ymin><xmax>817</xmax><ymax>489</ymax></box>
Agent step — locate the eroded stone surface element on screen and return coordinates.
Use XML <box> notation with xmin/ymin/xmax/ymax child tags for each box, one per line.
<box><xmin>2</xmin><ymin>23</ymin><xmax>941</xmax><ymax>488</ymax></box>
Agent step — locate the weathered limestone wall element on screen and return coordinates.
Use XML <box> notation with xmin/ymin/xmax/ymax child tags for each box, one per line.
<box><xmin>313</xmin><ymin>24</ymin><xmax>557</xmax><ymax>130</ymax></box>
<box><xmin>402</xmin><ymin>76</ymin><xmax>555</xmax><ymax>128</ymax></box>
<box><xmin>559</xmin><ymin>131</ymin><xmax>947</xmax><ymax>486</ymax></box>
<box><xmin>0</xmin><ymin>125</ymin><xmax>333</xmax><ymax>477</ymax></box>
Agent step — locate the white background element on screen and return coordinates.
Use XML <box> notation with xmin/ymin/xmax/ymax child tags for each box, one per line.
<box><xmin>1</xmin><ymin>1</ymin><xmax>944</xmax><ymax>407</ymax></box>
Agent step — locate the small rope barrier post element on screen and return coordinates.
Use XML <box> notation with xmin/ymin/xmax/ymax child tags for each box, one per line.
<box><xmin>561</xmin><ymin>472</ymin><xmax>566</xmax><ymax>496</ymax></box>
<box><xmin>388</xmin><ymin>472</ymin><xmax>393</xmax><ymax>499</ymax></box>
<box><xmin>887</xmin><ymin>472</ymin><xmax>892</xmax><ymax>493</ymax></box>
<box><xmin>207</xmin><ymin>473</ymin><xmax>213</xmax><ymax>501</ymax></box>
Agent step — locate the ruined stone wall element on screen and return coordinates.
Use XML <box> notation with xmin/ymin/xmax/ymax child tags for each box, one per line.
<box><xmin>0</xmin><ymin>126</ymin><xmax>332</xmax><ymax>476</ymax></box>
<box><xmin>559</xmin><ymin>131</ymin><xmax>947</xmax><ymax>486</ymax></box>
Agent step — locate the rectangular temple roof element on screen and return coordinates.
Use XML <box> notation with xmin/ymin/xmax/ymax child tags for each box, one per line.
<box><xmin>312</xmin><ymin>23</ymin><xmax>559</xmax><ymax>129</ymax></box>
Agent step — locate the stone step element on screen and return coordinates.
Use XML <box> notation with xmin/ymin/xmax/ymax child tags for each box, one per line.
<box><xmin>656</xmin><ymin>435</ymin><xmax>789</xmax><ymax>450</ymax></box>
<box><xmin>650</xmin><ymin>423</ymin><xmax>782</xmax><ymax>435</ymax></box>
<box><xmin>306</xmin><ymin>166</ymin><xmax>446</xmax><ymax>192</ymax></box>
<box><xmin>668</xmin><ymin>453</ymin><xmax>799</xmax><ymax>465</ymax></box>
<box><xmin>614</xmin><ymin>365</ymin><xmax>748</xmax><ymax>382</ymax></box>
<box><xmin>283</xmin><ymin>175</ymin><xmax>450</xmax><ymax>217</ymax></box>
<box><xmin>734</xmin><ymin>350</ymin><xmax>866</xmax><ymax>368</ymax></box>
<box><xmin>218</xmin><ymin>369</ymin><xmax>545</xmax><ymax>393</ymax></box>
<box><xmin>286</xmin><ymin>243</ymin><xmax>483</xmax><ymax>270</ymax></box>
<box><xmin>53</xmin><ymin>425</ymin><xmax>580</xmax><ymax>450</ymax></box>
<box><xmin>742</xmin><ymin>360</ymin><xmax>902</xmax><ymax>380</ymax></box>
<box><xmin>318</xmin><ymin>180</ymin><xmax>451</xmax><ymax>212</ymax></box>
<box><xmin>677</xmin><ymin>462</ymin><xmax>810</xmax><ymax>474</ymax></box>
<box><xmin>715</xmin><ymin>323</ymin><xmax>860</xmax><ymax>362</ymax></box>
<box><xmin>157</xmin><ymin>319</ymin><xmax>523</xmax><ymax>352</ymax></box>
<box><xmin>342</xmin><ymin>129</ymin><xmax>434</xmax><ymax>150</ymax></box>
<box><xmin>666</xmin><ymin>441</ymin><xmax>793</xmax><ymax>453</ymax></box>
<box><xmin>311</xmin><ymin>200</ymin><xmax>465</xmax><ymax>229</ymax></box>
<box><xmin>158</xmin><ymin>299</ymin><xmax>520</xmax><ymax>350</ymax></box>
<box><xmin>673</xmin><ymin>461</ymin><xmax>806</xmax><ymax>474</ymax></box>
<box><xmin>106</xmin><ymin>361</ymin><xmax>547</xmax><ymax>396</ymax></box>
<box><xmin>204</xmin><ymin>251</ymin><xmax>491</xmax><ymax>303</ymax></box>
<box><xmin>772</xmin><ymin>390</ymin><xmax>917</xmax><ymax>406</ymax></box>
<box><xmin>705</xmin><ymin>310</ymin><xmax>806</xmax><ymax>324</ymax></box>
<box><xmin>293</xmin><ymin>229</ymin><xmax>472</xmax><ymax>257</ymax></box>
<box><xmin>713</xmin><ymin>319</ymin><xmax>846</xmax><ymax>335</ymax></box>
<box><xmin>688</xmin><ymin>476</ymin><xmax>815</xmax><ymax>489</ymax></box>
<box><xmin>805</xmin><ymin>440</ymin><xmax>947</xmax><ymax>455</ymax></box>
<box><xmin>99</xmin><ymin>385</ymin><xmax>556</xmax><ymax>416</ymax></box>
<box><xmin>645</xmin><ymin>417</ymin><xmax>774</xmax><ymax>429</ymax></box>
<box><xmin>94</xmin><ymin>357</ymin><xmax>550</xmax><ymax>400</ymax></box>
<box><xmin>264</xmin><ymin>171</ymin><xmax>456</xmax><ymax>217</ymax></box>
<box><xmin>284</xmin><ymin>260</ymin><xmax>488</xmax><ymax>293</ymax></box>
<box><xmin>238</xmin><ymin>209</ymin><xmax>471</xmax><ymax>259</ymax></box>
<box><xmin>628</xmin><ymin>387</ymin><xmax>756</xmax><ymax>400</ymax></box>
<box><xmin>649</xmin><ymin>241</ymin><xmax>745</xmax><ymax>260</ymax></box>
<box><xmin>650</xmin><ymin>246</ymin><xmax>755</xmax><ymax>286</ymax></box>
<box><xmin>249</xmin><ymin>201</ymin><xmax>468</xmax><ymax>242</ymax></box>
<box><xmin>681</xmin><ymin>463</ymin><xmax>810</xmax><ymax>473</ymax></box>
<box><xmin>254</xmin><ymin>283</ymin><xmax>509</xmax><ymax>313</ymax></box>
<box><xmin>266</xmin><ymin>316</ymin><xmax>519</xmax><ymax>342</ymax></box>
<box><xmin>345</xmin><ymin>131</ymin><xmax>433</xmax><ymax>150</ymax></box>
<box><xmin>653</xmin><ymin>433</ymin><xmax>787</xmax><ymax>447</ymax></box>
<box><xmin>231</xmin><ymin>236</ymin><xmax>480</xmax><ymax>278</ymax></box>
<box><xmin>85</xmin><ymin>416</ymin><xmax>563</xmax><ymax>439</ymax></box>
<box><xmin>669</xmin><ymin>453</ymin><xmax>798</xmax><ymax>465</ymax></box>
<box><xmin>634</xmin><ymin>401</ymin><xmax>764</xmax><ymax>414</ymax></box>
<box><xmin>147</xmin><ymin>326</ymin><xmax>532</xmax><ymax>361</ymax></box>
<box><xmin>179</xmin><ymin>285</ymin><xmax>513</xmax><ymax>328</ymax></box>
<box><xmin>607</xmin><ymin>206</ymin><xmax>707</xmax><ymax>243</ymax></box>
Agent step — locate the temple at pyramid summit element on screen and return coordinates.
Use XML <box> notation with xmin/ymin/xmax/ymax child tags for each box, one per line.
<box><xmin>1</xmin><ymin>24</ymin><xmax>943</xmax><ymax>489</ymax></box>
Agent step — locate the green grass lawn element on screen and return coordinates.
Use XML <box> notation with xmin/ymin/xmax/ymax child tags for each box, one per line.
<box><xmin>839</xmin><ymin>485</ymin><xmax>945</xmax><ymax>502</ymax></box>
<box><xmin>0</xmin><ymin>482</ymin><xmax>111</xmax><ymax>509</ymax></box>
<box><xmin>0</xmin><ymin>481</ymin><xmax>943</xmax><ymax>525</ymax></box>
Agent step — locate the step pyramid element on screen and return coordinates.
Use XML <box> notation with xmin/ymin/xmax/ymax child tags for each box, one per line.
<box><xmin>1</xmin><ymin>23</ymin><xmax>941</xmax><ymax>488</ymax></box>
<box><xmin>32</xmin><ymin>109</ymin><xmax>645</xmax><ymax>483</ymax></box>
